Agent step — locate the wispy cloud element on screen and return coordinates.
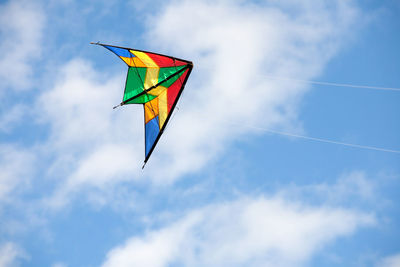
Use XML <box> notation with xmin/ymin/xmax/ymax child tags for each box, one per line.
<box><xmin>101</xmin><ymin>195</ymin><xmax>374</xmax><ymax>267</ymax></box>
<box><xmin>0</xmin><ymin>0</ymin><xmax>44</xmax><ymax>92</ymax></box>
<box><xmin>279</xmin><ymin>171</ymin><xmax>377</xmax><ymax>205</ymax></box>
<box><xmin>35</xmin><ymin>59</ymin><xmax>144</xmax><ymax>207</ymax></box>
<box><xmin>0</xmin><ymin>104</ymin><xmax>27</xmax><ymax>133</ymax></box>
<box><xmin>0</xmin><ymin>145</ymin><xmax>35</xmax><ymax>203</ymax></box>
<box><xmin>376</xmin><ymin>253</ymin><xmax>400</xmax><ymax>267</ymax></box>
<box><xmin>0</xmin><ymin>242</ymin><xmax>27</xmax><ymax>267</ymax></box>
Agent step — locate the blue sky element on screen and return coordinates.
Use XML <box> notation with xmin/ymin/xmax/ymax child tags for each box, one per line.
<box><xmin>0</xmin><ymin>0</ymin><xmax>399</xmax><ymax>266</ymax></box>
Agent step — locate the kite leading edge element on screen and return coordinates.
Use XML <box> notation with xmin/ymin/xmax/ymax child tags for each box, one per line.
<box><xmin>91</xmin><ymin>42</ymin><xmax>193</xmax><ymax>168</ymax></box>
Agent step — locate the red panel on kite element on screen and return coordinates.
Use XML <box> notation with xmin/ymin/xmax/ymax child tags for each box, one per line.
<box><xmin>146</xmin><ymin>53</ymin><xmax>189</xmax><ymax>68</ymax></box>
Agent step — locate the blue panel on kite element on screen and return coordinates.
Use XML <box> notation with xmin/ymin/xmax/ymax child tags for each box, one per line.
<box><xmin>145</xmin><ymin>116</ymin><xmax>160</xmax><ymax>157</ymax></box>
<box><xmin>103</xmin><ymin>45</ymin><xmax>134</xmax><ymax>58</ymax></box>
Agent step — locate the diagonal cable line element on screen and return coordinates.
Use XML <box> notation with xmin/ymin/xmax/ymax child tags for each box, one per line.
<box><xmin>228</xmin><ymin>122</ymin><xmax>400</xmax><ymax>154</ymax></box>
<box><xmin>198</xmin><ymin>64</ymin><xmax>400</xmax><ymax>91</ymax></box>
<box><xmin>260</xmin><ymin>75</ymin><xmax>400</xmax><ymax>92</ymax></box>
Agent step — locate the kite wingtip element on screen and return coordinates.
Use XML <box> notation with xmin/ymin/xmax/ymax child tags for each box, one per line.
<box><xmin>142</xmin><ymin>162</ymin><xmax>147</xmax><ymax>169</ymax></box>
<box><xmin>113</xmin><ymin>103</ymin><xmax>123</xmax><ymax>109</ymax></box>
<box><xmin>90</xmin><ymin>41</ymin><xmax>101</xmax><ymax>45</ymax></box>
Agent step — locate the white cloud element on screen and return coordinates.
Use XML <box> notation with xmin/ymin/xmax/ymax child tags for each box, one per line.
<box><xmin>140</xmin><ymin>0</ymin><xmax>361</xmax><ymax>181</ymax></box>
<box><xmin>67</xmin><ymin>144</ymin><xmax>140</xmax><ymax>188</ymax></box>
<box><xmin>0</xmin><ymin>104</ymin><xmax>27</xmax><ymax>133</ymax></box>
<box><xmin>0</xmin><ymin>0</ymin><xmax>44</xmax><ymax>91</ymax></box>
<box><xmin>280</xmin><ymin>171</ymin><xmax>377</xmax><ymax>205</ymax></box>
<box><xmin>0</xmin><ymin>145</ymin><xmax>34</xmax><ymax>203</ymax></box>
<box><xmin>36</xmin><ymin>59</ymin><xmax>144</xmax><ymax>207</ymax></box>
<box><xmin>38</xmin><ymin>59</ymin><xmax>124</xmax><ymax>150</ymax></box>
<box><xmin>101</xmin><ymin>196</ymin><xmax>374</xmax><ymax>267</ymax></box>
<box><xmin>0</xmin><ymin>242</ymin><xmax>26</xmax><ymax>267</ymax></box>
<box><xmin>331</xmin><ymin>171</ymin><xmax>375</xmax><ymax>200</ymax></box>
<box><xmin>377</xmin><ymin>253</ymin><xmax>400</xmax><ymax>267</ymax></box>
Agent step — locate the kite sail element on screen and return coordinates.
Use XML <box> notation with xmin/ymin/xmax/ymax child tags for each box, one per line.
<box><xmin>91</xmin><ymin>42</ymin><xmax>193</xmax><ymax>168</ymax></box>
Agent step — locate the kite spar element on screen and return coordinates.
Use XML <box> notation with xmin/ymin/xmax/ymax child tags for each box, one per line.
<box><xmin>91</xmin><ymin>42</ymin><xmax>193</xmax><ymax>168</ymax></box>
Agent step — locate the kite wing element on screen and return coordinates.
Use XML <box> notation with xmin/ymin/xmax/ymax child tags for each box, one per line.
<box><xmin>92</xmin><ymin>42</ymin><xmax>193</xmax><ymax>167</ymax></box>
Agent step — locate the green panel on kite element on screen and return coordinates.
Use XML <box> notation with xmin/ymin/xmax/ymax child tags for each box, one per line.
<box><xmin>124</xmin><ymin>67</ymin><xmax>147</xmax><ymax>102</ymax></box>
<box><xmin>158</xmin><ymin>68</ymin><xmax>186</xmax><ymax>88</ymax></box>
<box><xmin>125</xmin><ymin>94</ymin><xmax>156</xmax><ymax>104</ymax></box>
<box><xmin>158</xmin><ymin>66</ymin><xmax>186</xmax><ymax>81</ymax></box>
<box><xmin>126</xmin><ymin>66</ymin><xmax>188</xmax><ymax>104</ymax></box>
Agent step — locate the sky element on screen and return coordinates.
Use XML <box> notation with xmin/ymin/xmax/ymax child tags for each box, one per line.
<box><xmin>0</xmin><ymin>0</ymin><xmax>399</xmax><ymax>266</ymax></box>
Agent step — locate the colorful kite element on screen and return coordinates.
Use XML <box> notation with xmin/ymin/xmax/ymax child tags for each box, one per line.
<box><xmin>92</xmin><ymin>42</ymin><xmax>193</xmax><ymax>168</ymax></box>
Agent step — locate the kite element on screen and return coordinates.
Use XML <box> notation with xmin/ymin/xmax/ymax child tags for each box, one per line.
<box><xmin>91</xmin><ymin>42</ymin><xmax>193</xmax><ymax>168</ymax></box>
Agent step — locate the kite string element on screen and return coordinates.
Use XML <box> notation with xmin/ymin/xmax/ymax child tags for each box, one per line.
<box><xmin>197</xmin><ymin>65</ymin><xmax>400</xmax><ymax>92</ymax></box>
<box><xmin>226</xmin><ymin>122</ymin><xmax>400</xmax><ymax>154</ymax></box>
<box><xmin>260</xmin><ymin>75</ymin><xmax>400</xmax><ymax>92</ymax></box>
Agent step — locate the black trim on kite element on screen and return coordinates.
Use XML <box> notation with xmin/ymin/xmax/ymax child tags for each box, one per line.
<box><xmin>142</xmin><ymin>103</ymin><xmax>147</xmax><ymax>169</ymax></box>
<box><xmin>143</xmin><ymin>64</ymin><xmax>193</xmax><ymax>165</ymax></box>
<box><xmin>119</xmin><ymin>66</ymin><xmax>133</xmax><ymax>108</ymax></box>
